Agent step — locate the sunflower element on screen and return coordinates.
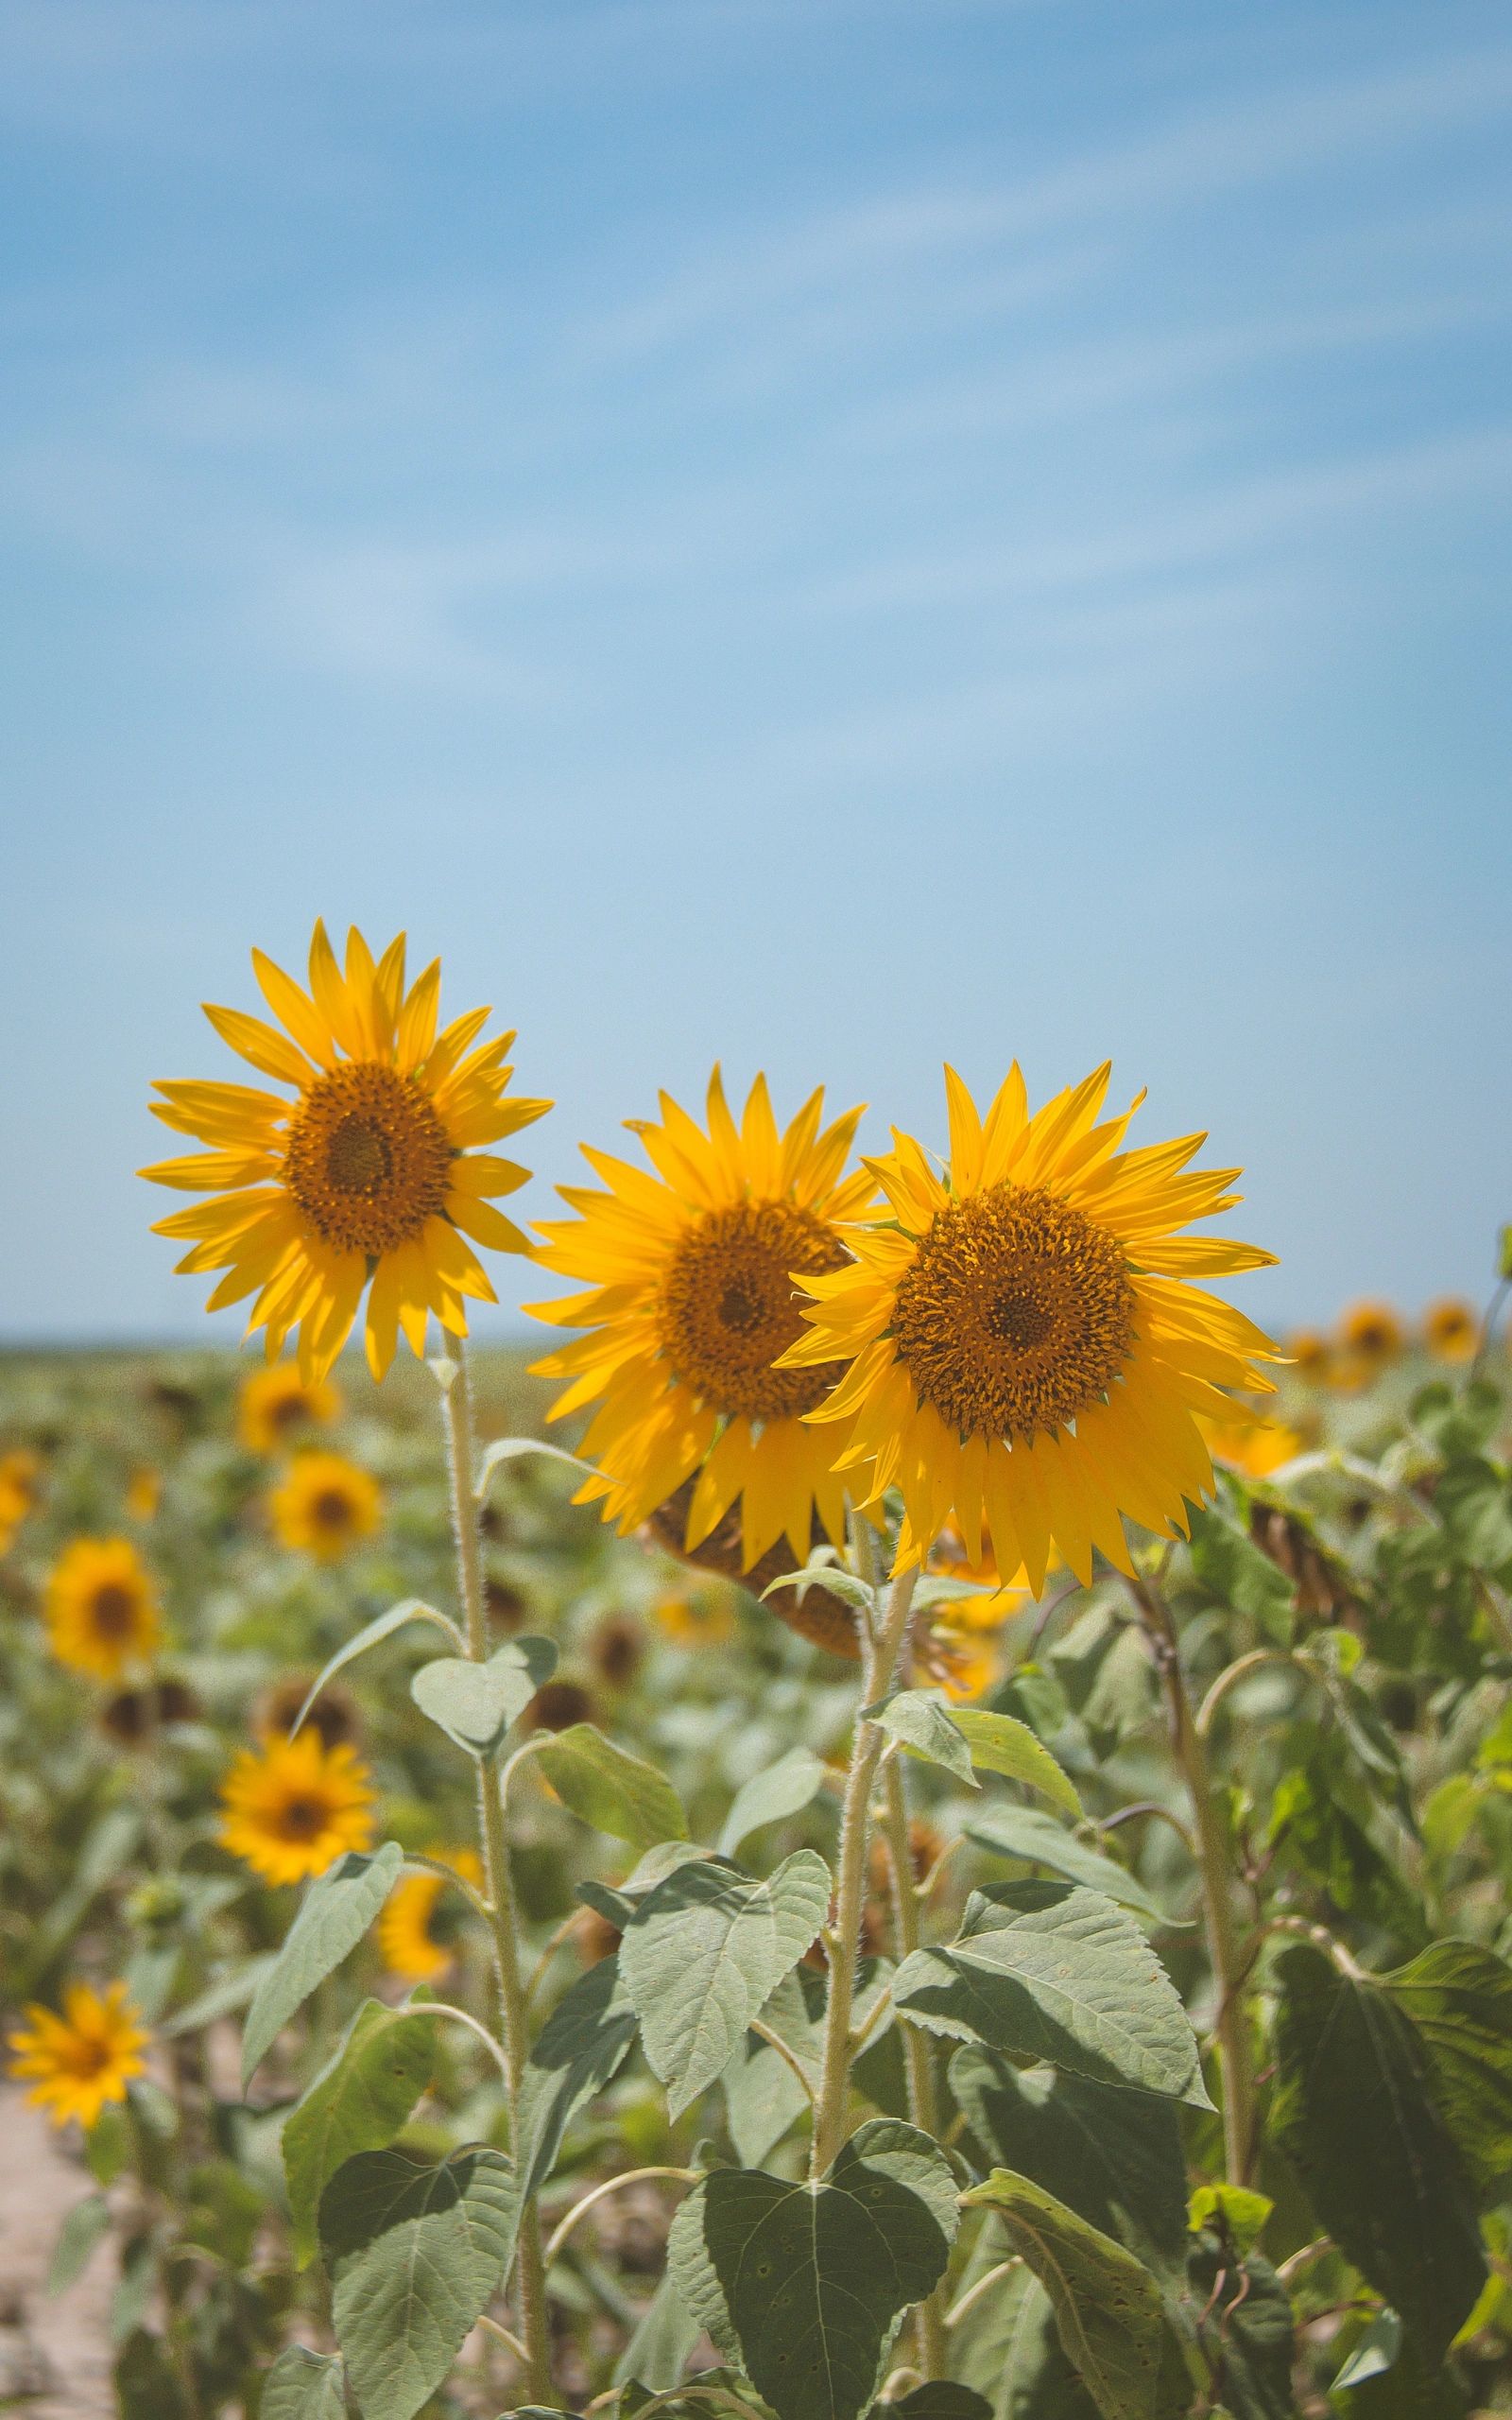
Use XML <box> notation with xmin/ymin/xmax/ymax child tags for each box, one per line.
<box><xmin>125</xmin><ymin>1465</ymin><xmax>161</xmax><ymax>1522</ymax></box>
<box><xmin>219</xmin><ymin>1730</ymin><xmax>377</xmax><ymax>1886</ymax></box>
<box><xmin>9</xmin><ymin>1982</ymin><xmax>149</xmax><ymax>2131</ymax></box>
<box><xmin>44</xmin><ymin>1538</ymin><xmax>162</xmax><ymax>1684</ymax></box>
<box><xmin>529</xmin><ymin>1068</ymin><xmax>874</xmax><ymax>1569</ymax></box>
<box><xmin>652</xmin><ymin>1588</ymin><xmax>736</xmax><ymax>1647</ymax></box>
<box><xmin>1286</xmin><ymin>1328</ymin><xmax>1332</xmax><ymax>1384</ymax></box>
<box><xmin>782</xmin><ymin>1063</ymin><xmax>1279</xmax><ymax>1584</ymax></box>
<box><xmin>1338</xmin><ymin>1301</ymin><xmax>1403</xmax><ymax>1367</ymax></box>
<box><xmin>239</xmin><ymin>1363</ymin><xmax>342</xmax><ymax>1455</ymax></box>
<box><xmin>1201</xmin><ymin>1410</ymin><xmax>1304</xmax><ymax>1482</ymax></box>
<box><xmin>269</xmin><ymin>1450</ymin><xmax>382</xmax><ymax>1563</ymax></box>
<box><xmin>377</xmin><ymin>1848</ymin><xmax>483</xmax><ymax>1985</ymax></box>
<box><xmin>142</xmin><ymin>921</ymin><xmax>549</xmax><ymax>1381</ymax></box>
<box><xmin>0</xmin><ymin>1447</ymin><xmax>42</xmax><ymax>1550</ymax></box>
<box><xmin>1422</xmin><ymin>1298</ymin><xmax>1479</xmax><ymax>1364</ymax></box>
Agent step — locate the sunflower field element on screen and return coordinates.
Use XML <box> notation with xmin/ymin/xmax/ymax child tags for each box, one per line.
<box><xmin>3</xmin><ymin>924</ymin><xmax>1512</xmax><ymax>2420</ymax></box>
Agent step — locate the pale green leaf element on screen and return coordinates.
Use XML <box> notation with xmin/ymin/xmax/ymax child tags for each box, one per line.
<box><xmin>534</xmin><ymin>1723</ymin><xmax>689</xmax><ymax>1852</ymax></box>
<box><xmin>719</xmin><ymin>1748</ymin><xmax>828</xmax><ymax>1858</ymax></box>
<box><xmin>410</xmin><ymin>1636</ymin><xmax>557</xmax><ymax>1755</ymax></box>
<box><xmin>242</xmin><ymin>1843</ymin><xmax>404</xmax><ymax>2085</ymax></box>
<box><xmin>949</xmin><ymin>1710</ymin><xmax>1082</xmax><ymax>1818</ymax></box>
<box><xmin>864</xmin><ymin>1688</ymin><xmax>976</xmax><ymax>1787</ymax></box>
<box><xmin>262</xmin><ymin>2345</ymin><xmax>348</xmax><ymax>2420</ymax></box>
<box><xmin>46</xmin><ymin>2192</ymin><xmax>112</xmax><ymax>2294</ymax></box>
<box><xmin>292</xmin><ymin>1599</ymin><xmax>462</xmax><ymax>1738</ymax></box>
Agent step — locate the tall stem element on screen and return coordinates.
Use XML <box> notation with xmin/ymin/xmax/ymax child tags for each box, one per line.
<box><xmin>439</xmin><ymin>1342</ymin><xmax>552</xmax><ymax>2402</ymax></box>
<box><xmin>1128</xmin><ymin>1573</ymin><xmax>1255</xmax><ymax>2183</ymax></box>
<box><xmin>811</xmin><ymin>1558</ymin><xmax>919</xmax><ymax>2176</ymax></box>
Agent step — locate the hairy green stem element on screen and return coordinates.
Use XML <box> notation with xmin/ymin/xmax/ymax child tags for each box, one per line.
<box><xmin>439</xmin><ymin>1342</ymin><xmax>552</xmax><ymax>2403</ymax></box>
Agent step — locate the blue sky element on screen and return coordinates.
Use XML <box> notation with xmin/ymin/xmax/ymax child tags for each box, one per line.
<box><xmin>2</xmin><ymin>0</ymin><xmax>1509</xmax><ymax>1344</ymax></box>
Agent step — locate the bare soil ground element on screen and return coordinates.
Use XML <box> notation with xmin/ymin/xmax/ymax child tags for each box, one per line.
<box><xmin>0</xmin><ymin>2084</ymin><xmax>113</xmax><ymax>2417</ymax></box>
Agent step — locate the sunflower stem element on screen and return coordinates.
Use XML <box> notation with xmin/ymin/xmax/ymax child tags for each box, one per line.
<box><xmin>1127</xmin><ymin>1568</ymin><xmax>1256</xmax><ymax>2184</ymax></box>
<box><xmin>811</xmin><ymin>1547</ymin><xmax>919</xmax><ymax>2178</ymax></box>
<box><xmin>438</xmin><ymin>1340</ymin><xmax>553</xmax><ymax>2405</ymax></box>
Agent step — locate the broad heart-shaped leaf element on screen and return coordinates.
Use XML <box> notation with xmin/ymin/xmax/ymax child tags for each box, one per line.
<box><xmin>622</xmin><ymin>1850</ymin><xmax>832</xmax><ymax>2118</ymax></box>
<box><xmin>291</xmin><ymin>1597</ymin><xmax>463</xmax><ymax>1738</ymax></box>
<box><xmin>534</xmin><ymin>1722</ymin><xmax>689</xmax><ymax>1852</ymax></box>
<box><xmin>1183</xmin><ymin>2233</ymin><xmax>1295</xmax><ymax>2420</ymax></box>
<box><xmin>948</xmin><ymin>1710</ymin><xmax>1083</xmax><ymax>1818</ymax></box>
<box><xmin>320</xmin><ymin>2145</ymin><xmax>520</xmax><ymax>2420</ymax></box>
<box><xmin>865</xmin><ymin>1688</ymin><xmax>977</xmax><ymax>1787</ymax></box>
<box><xmin>283</xmin><ymin>1998</ymin><xmax>434</xmax><ymax>2265</ymax></box>
<box><xmin>894</xmin><ymin>1886</ymin><xmax>1211</xmax><ymax>2108</ymax></box>
<box><xmin>517</xmin><ymin>1952</ymin><xmax>639</xmax><ymax>2195</ymax></box>
<box><xmin>668</xmin><ymin>2118</ymin><xmax>959</xmax><ymax>2420</ymax></box>
<box><xmin>262</xmin><ymin>2344</ymin><xmax>348</xmax><ymax>2420</ymax></box>
<box><xmin>242</xmin><ymin>1843</ymin><xmax>404</xmax><ymax>2085</ymax></box>
<box><xmin>719</xmin><ymin>1747</ymin><xmax>828</xmax><ymax>1858</ymax></box>
<box><xmin>966</xmin><ymin>1805</ymin><xmax>1169</xmax><ymax>1925</ymax></box>
<box><xmin>962</xmin><ymin>2170</ymin><xmax>1167</xmax><ymax>2420</ymax></box>
<box><xmin>950</xmin><ymin>2048</ymin><xmax>1188</xmax><ymax>2286</ymax></box>
<box><xmin>410</xmin><ymin>1636</ymin><xmax>557</xmax><ymax>1755</ymax></box>
<box><xmin>1270</xmin><ymin>1944</ymin><xmax>1486</xmax><ymax>2363</ymax></box>
<box><xmin>1382</xmin><ymin>1937</ymin><xmax>1512</xmax><ymax>2197</ymax></box>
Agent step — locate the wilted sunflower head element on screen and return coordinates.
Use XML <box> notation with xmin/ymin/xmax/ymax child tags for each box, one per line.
<box><xmin>1422</xmin><ymin>1298</ymin><xmax>1478</xmax><ymax>1364</ymax></box>
<box><xmin>529</xmin><ymin>1068</ymin><xmax>874</xmax><ymax>1573</ymax></box>
<box><xmin>219</xmin><ymin>1730</ymin><xmax>377</xmax><ymax>1886</ymax></box>
<box><xmin>44</xmin><ymin>1537</ymin><xmax>162</xmax><ymax>1685</ymax></box>
<box><xmin>376</xmin><ymin>1848</ymin><xmax>483</xmax><ymax>1985</ymax></box>
<box><xmin>238</xmin><ymin>1362</ymin><xmax>342</xmax><ymax>1455</ymax></box>
<box><xmin>268</xmin><ymin>1450</ymin><xmax>382</xmax><ymax>1563</ymax></box>
<box><xmin>142</xmin><ymin>920</ymin><xmax>549</xmax><ymax>1381</ymax></box>
<box><xmin>8</xmin><ymin>1981</ymin><xmax>149</xmax><ymax>2132</ymax></box>
<box><xmin>782</xmin><ymin>1063</ymin><xmax>1279</xmax><ymax>1585</ymax></box>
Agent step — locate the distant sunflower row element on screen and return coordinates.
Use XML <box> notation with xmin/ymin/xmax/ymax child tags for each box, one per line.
<box><xmin>1289</xmin><ymin>1295</ymin><xmax>1484</xmax><ymax>1389</ymax></box>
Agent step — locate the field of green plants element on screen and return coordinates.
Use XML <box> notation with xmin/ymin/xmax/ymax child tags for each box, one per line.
<box><xmin>3</xmin><ymin>1310</ymin><xmax>1511</xmax><ymax>2420</ymax></box>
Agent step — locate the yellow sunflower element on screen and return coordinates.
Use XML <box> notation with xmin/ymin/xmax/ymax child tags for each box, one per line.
<box><xmin>0</xmin><ymin>1447</ymin><xmax>42</xmax><ymax>1547</ymax></box>
<box><xmin>652</xmin><ymin>1588</ymin><xmax>737</xmax><ymax>1647</ymax></box>
<box><xmin>44</xmin><ymin>1538</ymin><xmax>162</xmax><ymax>1684</ymax></box>
<box><xmin>9</xmin><ymin>1982</ymin><xmax>149</xmax><ymax>2131</ymax></box>
<box><xmin>239</xmin><ymin>1363</ymin><xmax>342</xmax><ymax>1455</ymax></box>
<box><xmin>1338</xmin><ymin>1300</ymin><xmax>1403</xmax><ymax>1368</ymax></box>
<box><xmin>125</xmin><ymin>1465</ymin><xmax>161</xmax><ymax>1522</ymax></box>
<box><xmin>529</xmin><ymin>1068</ymin><xmax>874</xmax><ymax>1569</ymax></box>
<box><xmin>269</xmin><ymin>1450</ymin><xmax>382</xmax><ymax>1563</ymax></box>
<box><xmin>1286</xmin><ymin>1327</ymin><xmax>1332</xmax><ymax>1384</ymax></box>
<box><xmin>1201</xmin><ymin>1410</ymin><xmax>1304</xmax><ymax>1482</ymax></box>
<box><xmin>219</xmin><ymin>1730</ymin><xmax>377</xmax><ymax>1886</ymax></box>
<box><xmin>782</xmin><ymin>1063</ymin><xmax>1279</xmax><ymax>1584</ymax></box>
<box><xmin>1422</xmin><ymin>1298</ymin><xmax>1478</xmax><ymax>1364</ymax></box>
<box><xmin>377</xmin><ymin>1848</ymin><xmax>484</xmax><ymax>1985</ymax></box>
<box><xmin>142</xmin><ymin>921</ymin><xmax>549</xmax><ymax>1381</ymax></box>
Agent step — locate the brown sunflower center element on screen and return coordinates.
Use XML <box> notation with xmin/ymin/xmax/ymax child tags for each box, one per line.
<box><xmin>89</xmin><ymin>1583</ymin><xmax>139</xmax><ymax>1640</ymax></box>
<box><xmin>891</xmin><ymin>1184</ymin><xmax>1136</xmax><ymax>1443</ymax></box>
<box><xmin>284</xmin><ymin>1063</ymin><xmax>453</xmax><ymax>1253</ymax></box>
<box><xmin>61</xmin><ymin>2034</ymin><xmax>115</xmax><ymax>2082</ymax></box>
<box><xmin>277</xmin><ymin>1792</ymin><xmax>335</xmax><ymax>1842</ymax></box>
<box><xmin>311</xmin><ymin>1488</ymin><xmax>356</xmax><ymax>1531</ymax></box>
<box><xmin>658</xmin><ymin>1201</ymin><xmax>848</xmax><ymax>1424</ymax></box>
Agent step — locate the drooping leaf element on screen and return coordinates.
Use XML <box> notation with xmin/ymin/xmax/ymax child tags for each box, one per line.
<box><xmin>962</xmin><ymin>2169</ymin><xmax>1167</xmax><ymax>2420</ymax></box>
<box><xmin>1270</xmin><ymin>1944</ymin><xmax>1486</xmax><ymax>2362</ymax></box>
<box><xmin>410</xmin><ymin>1637</ymin><xmax>558</xmax><ymax>1755</ymax></box>
<box><xmin>951</xmin><ymin>2048</ymin><xmax>1188</xmax><ymax>2284</ymax></box>
<box><xmin>46</xmin><ymin>2191</ymin><xmax>112</xmax><ymax>2294</ymax></box>
<box><xmin>668</xmin><ymin>2118</ymin><xmax>958</xmax><ymax>2420</ymax></box>
<box><xmin>895</xmin><ymin>1886</ymin><xmax>1211</xmax><ymax>2107</ymax></box>
<box><xmin>621</xmin><ymin>1850</ymin><xmax>831</xmax><ymax>2117</ymax></box>
<box><xmin>475</xmin><ymin>1433</ymin><xmax>601</xmax><ymax>1495</ymax></box>
<box><xmin>1382</xmin><ymin>1937</ymin><xmax>1512</xmax><ymax>2197</ymax></box>
<box><xmin>949</xmin><ymin>1709</ymin><xmax>1083</xmax><ymax>1818</ymax></box>
<box><xmin>292</xmin><ymin>1598</ymin><xmax>463</xmax><ymax>1738</ymax></box>
<box><xmin>320</xmin><ymin>2145</ymin><xmax>520</xmax><ymax>2420</ymax></box>
<box><xmin>262</xmin><ymin>2344</ymin><xmax>349</xmax><ymax>2420</ymax></box>
<box><xmin>1183</xmin><ymin>2233</ymin><xmax>1295</xmax><ymax>2420</ymax></box>
<box><xmin>613</xmin><ymin>2271</ymin><xmax>703</xmax><ymax>2391</ymax></box>
<box><xmin>517</xmin><ymin>1952</ymin><xmax>639</xmax><ymax>2195</ymax></box>
<box><xmin>966</xmin><ymin>1805</ymin><xmax>1169</xmax><ymax>1924</ymax></box>
<box><xmin>242</xmin><ymin>1843</ymin><xmax>404</xmax><ymax>2084</ymax></box>
<box><xmin>719</xmin><ymin>1747</ymin><xmax>829</xmax><ymax>1858</ymax></box>
<box><xmin>952</xmin><ymin>2256</ymin><xmax>1098</xmax><ymax>2420</ymax></box>
<box><xmin>534</xmin><ymin>1723</ymin><xmax>689</xmax><ymax>1852</ymax></box>
<box><xmin>283</xmin><ymin>1998</ymin><xmax>435</xmax><ymax>2265</ymax></box>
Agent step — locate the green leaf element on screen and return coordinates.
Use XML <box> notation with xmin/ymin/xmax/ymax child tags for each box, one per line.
<box><xmin>114</xmin><ymin>2330</ymin><xmax>192</xmax><ymax>2420</ymax></box>
<box><xmin>292</xmin><ymin>1598</ymin><xmax>463</xmax><ymax>1738</ymax></box>
<box><xmin>1382</xmin><ymin>1937</ymin><xmax>1512</xmax><ymax>2197</ymax></box>
<box><xmin>962</xmin><ymin>2169</ymin><xmax>1167</xmax><ymax>2420</ymax></box>
<box><xmin>895</xmin><ymin>1886</ymin><xmax>1211</xmax><ymax>2107</ymax></box>
<box><xmin>410</xmin><ymin>1637</ymin><xmax>558</xmax><ymax>1755</ymax></box>
<box><xmin>518</xmin><ymin>1952</ymin><xmax>639</xmax><ymax>2195</ymax></box>
<box><xmin>46</xmin><ymin>2192</ymin><xmax>112</xmax><ymax>2294</ymax></box>
<box><xmin>953</xmin><ymin>2256</ymin><xmax>1098</xmax><ymax>2420</ymax></box>
<box><xmin>720</xmin><ymin>1747</ymin><xmax>829</xmax><ymax>1858</ymax></box>
<box><xmin>949</xmin><ymin>1709</ymin><xmax>1083</xmax><ymax>1818</ymax></box>
<box><xmin>668</xmin><ymin>2118</ymin><xmax>959</xmax><ymax>2420</ymax></box>
<box><xmin>1186</xmin><ymin>2186</ymin><xmax>1273</xmax><ymax>2259</ymax></box>
<box><xmin>621</xmin><ymin>1850</ymin><xmax>832</xmax><ymax>2117</ymax></box>
<box><xmin>1183</xmin><ymin>2235</ymin><xmax>1295</xmax><ymax>2420</ymax></box>
<box><xmin>966</xmin><ymin>1805</ymin><xmax>1168</xmax><ymax>1925</ymax></box>
<box><xmin>1270</xmin><ymin>1944</ymin><xmax>1486</xmax><ymax>2362</ymax></box>
<box><xmin>1435</xmin><ymin>1457</ymin><xmax>1512</xmax><ymax>1571</ymax></box>
<box><xmin>762</xmin><ymin>1561</ymin><xmax>873</xmax><ymax>1615</ymax></box>
<box><xmin>283</xmin><ymin>1998</ymin><xmax>435</xmax><ymax>2266</ymax></box>
<box><xmin>951</xmin><ymin>2048</ymin><xmax>1189</xmax><ymax>2285</ymax></box>
<box><xmin>865</xmin><ymin>1688</ymin><xmax>977</xmax><ymax>1787</ymax></box>
<box><xmin>261</xmin><ymin>2344</ymin><xmax>349</xmax><ymax>2420</ymax></box>
<box><xmin>162</xmin><ymin>1956</ymin><xmax>273</xmax><ymax>2037</ymax></box>
<box><xmin>726</xmin><ymin>2027</ymin><xmax>813</xmax><ymax>2168</ymax></box>
<box><xmin>534</xmin><ymin>1722</ymin><xmax>690</xmax><ymax>1852</ymax></box>
<box><xmin>242</xmin><ymin>1845</ymin><xmax>404</xmax><ymax>2085</ymax></box>
<box><xmin>885</xmin><ymin>2392</ymin><xmax>993</xmax><ymax>2420</ymax></box>
<box><xmin>1188</xmin><ymin>1504</ymin><xmax>1296</xmax><ymax>1644</ymax></box>
<box><xmin>1410</xmin><ymin>1379</ymin><xmax>1503</xmax><ymax>1459</ymax></box>
<box><xmin>475</xmin><ymin>1433</ymin><xmax>600</xmax><ymax>1494</ymax></box>
<box><xmin>614</xmin><ymin>2272</ymin><xmax>703</xmax><ymax>2391</ymax></box>
<box><xmin>320</xmin><ymin>2145</ymin><xmax>521</xmax><ymax>2420</ymax></box>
